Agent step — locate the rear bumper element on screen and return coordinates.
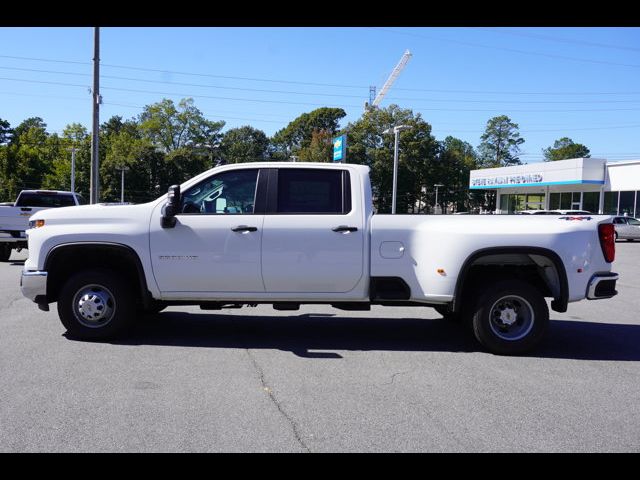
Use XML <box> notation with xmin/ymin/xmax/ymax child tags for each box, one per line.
<box><xmin>586</xmin><ymin>272</ymin><xmax>618</xmax><ymax>300</ymax></box>
<box><xmin>20</xmin><ymin>270</ymin><xmax>47</xmax><ymax>303</ymax></box>
<box><xmin>0</xmin><ymin>231</ymin><xmax>26</xmax><ymax>243</ymax></box>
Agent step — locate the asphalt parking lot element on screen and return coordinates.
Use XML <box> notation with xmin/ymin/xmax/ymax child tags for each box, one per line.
<box><xmin>1</xmin><ymin>243</ymin><xmax>639</xmax><ymax>452</ymax></box>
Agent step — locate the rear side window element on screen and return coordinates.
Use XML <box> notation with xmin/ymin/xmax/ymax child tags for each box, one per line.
<box><xmin>16</xmin><ymin>193</ymin><xmax>77</xmax><ymax>207</ymax></box>
<box><xmin>613</xmin><ymin>217</ymin><xmax>627</xmax><ymax>224</ymax></box>
<box><xmin>276</xmin><ymin>169</ymin><xmax>351</xmax><ymax>214</ymax></box>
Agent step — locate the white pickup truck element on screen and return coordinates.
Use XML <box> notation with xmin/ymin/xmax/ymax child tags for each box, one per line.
<box><xmin>20</xmin><ymin>163</ymin><xmax>618</xmax><ymax>354</ymax></box>
<box><xmin>0</xmin><ymin>190</ymin><xmax>84</xmax><ymax>261</ymax></box>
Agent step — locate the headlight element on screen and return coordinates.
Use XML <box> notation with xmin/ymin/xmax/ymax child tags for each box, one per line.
<box><xmin>29</xmin><ymin>219</ymin><xmax>45</xmax><ymax>228</ymax></box>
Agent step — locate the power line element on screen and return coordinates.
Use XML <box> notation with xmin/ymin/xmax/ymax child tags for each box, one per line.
<box><xmin>6</xmin><ymin>63</ymin><xmax>640</xmax><ymax>103</ymax></box>
<box><xmin>5</xmin><ymin>53</ymin><xmax>640</xmax><ymax>97</ymax></box>
<box><xmin>0</xmin><ymin>65</ymin><xmax>365</xmax><ymax>99</ymax></box>
<box><xmin>473</xmin><ymin>27</ymin><xmax>640</xmax><ymax>54</ymax></box>
<box><xmin>4</xmin><ymin>75</ymin><xmax>640</xmax><ymax>113</ymax></box>
<box><xmin>370</xmin><ymin>27</ymin><xmax>640</xmax><ymax>70</ymax></box>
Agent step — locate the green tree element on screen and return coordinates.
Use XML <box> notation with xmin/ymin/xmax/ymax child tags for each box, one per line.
<box><xmin>41</xmin><ymin>124</ymin><xmax>91</xmax><ymax>197</ymax></box>
<box><xmin>139</xmin><ymin>98</ymin><xmax>224</xmax><ymax>153</ymax></box>
<box><xmin>435</xmin><ymin>136</ymin><xmax>479</xmax><ymax>213</ymax></box>
<box><xmin>0</xmin><ymin>118</ymin><xmax>12</xmax><ymax>145</ymax></box>
<box><xmin>345</xmin><ymin>104</ymin><xmax>438</xmax><ymax>213</ymax></box>
<box><xmin>138</xmin><ymin>98</ymin><xmax>225</xmax><ymax>184</ymax></box>
<box><xmin>478</xmin><ymin>115</ymin><xmax>525</xmax><ymax>167</ymax></box>
<box><xmin>101</xmin><ymin>130</ymin><xmax>163</xmax><ymax>203</ymax></box>
<box><xmin>543</xmin><ymin>137</ymin><xmax>590</xmax><ymax>161</ymax></box>
<box><xmin>271</xmin><ymin>107</ymin><xmax>346</xmax><ymax>160</ymax></box>
<box><xmin>0</xmin><ymin>117</ymin><xmax>52</xmax><ymax>200</ymax></box>
<box><xmin>297</xmin><ymin>129</ymin><xmax>333</xmax><ymax>163</ymax></box>
<box><xmin>220</xmin><ymin>126</ymin><xmax>269</xmax><ymax>163</ymax></box>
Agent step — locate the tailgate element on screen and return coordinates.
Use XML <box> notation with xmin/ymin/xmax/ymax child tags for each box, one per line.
<box><xmin>0</xmin><ymin>206</ymin><xmax>43</xmax><ymax>232</ymax></box>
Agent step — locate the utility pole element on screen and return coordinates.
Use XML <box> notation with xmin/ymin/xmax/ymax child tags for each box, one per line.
<box><xmin>90</xmin><ymin>27</ymin><xmax>101</xmax><ymax>204</ymax></box>
<box><xmin>434</xmin><ymin>184</ymin><xmax>444</xmax><ymax>214</ymax></box>
<box><xmin>383</xmin><ymin>125</ymin><xmax>411</xmax><ymax>214</ymax></box>
<box><xmin>67</xmin><ymin>147</ymin><xmax>76</xmax><ymax>193</ymax></box>
<box><xmin>118</xmin><ymin>166</ymin><xmax>130</xmax><ymax>203</ymax></box>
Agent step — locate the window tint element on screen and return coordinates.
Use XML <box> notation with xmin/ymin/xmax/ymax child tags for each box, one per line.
<box><xmin>604</xmin><ymin>191</ymin><xmax>619</xmax><ymax>215</ymax></box>
<box><xmin>16</xmin><ymin>192</ymin><xmax>77</xmax><ymax>207</ymax></box>
<box><xmin>583</xmin><ymin>192</ymin><xmax>599</xmax><ymax>213</ymax></box>
<box><xmin>181</xmin><ymin>169</ymin><xmax>259</xmax><ymax>214</ymax></box>
<box><xmin>276</xmin><ymin>169</ymin><xmax>351</xmax><ymax>214</ymax></box>
<box><xmin>613</xmin><ymin>217</ymin><xmax>627</xmax><ymax>224</ymax></box>
<box><xmin>620</xmin><ymin>191</ymin><xmax>635</xmax><ymax>216</ymax></box>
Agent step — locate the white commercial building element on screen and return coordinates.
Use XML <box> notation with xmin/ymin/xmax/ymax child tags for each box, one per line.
<box><xmin>469</xmin><ymin>157</ymin><xmax>640</xmax><ymax>216</ymax></box>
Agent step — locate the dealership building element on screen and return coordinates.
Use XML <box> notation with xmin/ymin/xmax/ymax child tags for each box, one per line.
<box><xmin>469</xmin><ymin>157</ymin><xmax>640</xmax><ymax>216</ymax></box>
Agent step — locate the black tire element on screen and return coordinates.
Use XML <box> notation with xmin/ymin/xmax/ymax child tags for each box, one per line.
<box><xmin>469</xmin><ymin>279</ymin><xmax>549</xmax><ymax>355</ymax></box>
<box><xmin>0</xmin><ymin>244</ymin><xmax>12</xmax><ymax>262</ymax></box>
<box><xmin>57</xmin><ymin>269</ymin><xmax>136</xmax><ymax>340</ymax></box>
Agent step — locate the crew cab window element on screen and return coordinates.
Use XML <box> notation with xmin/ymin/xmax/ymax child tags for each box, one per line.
<box><xmin>180</xmin><ymin>169</ymin><xmax>259</xmax><ymax>214</ymax></box>
<box><xmin>276</xmin><ymin>169</ymin><xmax>351</xmax><ymax>214</ymax></box>
<box><xmin>16</xmin><ymin>192</ymin><xmax>77</xmax><ymax>207</ymax></box>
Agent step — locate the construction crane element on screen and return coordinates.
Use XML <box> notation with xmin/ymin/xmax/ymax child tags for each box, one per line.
<box><xmin>365</xmin><ymin>49</ymin><xmax>412</xmax><ymax>111</ymax></box>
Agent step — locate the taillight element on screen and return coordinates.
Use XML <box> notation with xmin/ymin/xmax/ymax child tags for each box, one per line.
<box><xmin>598</xmin><ymin>223</ymin><xmax>615</xmax><ymax>263</ymax></box>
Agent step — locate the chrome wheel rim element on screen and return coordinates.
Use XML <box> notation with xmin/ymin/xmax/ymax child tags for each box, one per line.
<box><xmin>72</xmin><ymin>284</ymin><xmax>116</xmax><ymax>328</ymax></box>
<box><xmin>488</xmin><ymin>295</ymin><xmax>534</xmax><ymax>341</ymax></box>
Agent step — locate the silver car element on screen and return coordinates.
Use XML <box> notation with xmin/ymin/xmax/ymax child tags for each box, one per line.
<box><xmin>613</xmin><ymin>216</ymin><xmax>640</xmax><ymax>241</ymax></box>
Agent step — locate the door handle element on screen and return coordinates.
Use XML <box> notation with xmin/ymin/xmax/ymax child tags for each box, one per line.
<box><xmin>231</xmin><ymin>225</ymin><xmax>258</xmax><ymax>232</ymax></box>
<box><xmin>332</xmin><ymin>225</ymin><xmax>358</xmax><ymax>233</ymax></box>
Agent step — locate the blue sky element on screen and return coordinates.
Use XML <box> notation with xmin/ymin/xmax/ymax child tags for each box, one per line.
<box><xmin>1</xmin><ymin>26</ymin><xmax>640</xmax><ymax>163</ymax></box>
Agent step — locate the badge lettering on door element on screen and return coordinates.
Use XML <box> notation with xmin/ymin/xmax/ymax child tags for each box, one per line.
<box><xmin>158</xmin><ymin>255</ymin><xmax>199</xmax><ymax>261</ymax></box>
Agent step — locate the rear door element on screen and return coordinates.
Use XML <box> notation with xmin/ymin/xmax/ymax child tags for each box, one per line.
<box><xmin>260</xmin><ymin>168</ymin><xmax>364</xmax><ymax>294</ymax></box>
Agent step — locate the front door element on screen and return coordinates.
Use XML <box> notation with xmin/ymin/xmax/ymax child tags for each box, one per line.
<box><xmin>149</xmin><ymin>168</ymin><xmax>265</xmax><ymax>295</ymax></box>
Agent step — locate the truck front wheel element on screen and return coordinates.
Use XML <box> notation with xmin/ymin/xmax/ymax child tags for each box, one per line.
<box><xmin>470</xmin><ymin>280</ymin><xmax>549</xmax><ymax>355</ymax></box>
<box><xmin>57</xmin><ymin>269</ymin><xmax>135</xmax><ymax>340</ymax></box>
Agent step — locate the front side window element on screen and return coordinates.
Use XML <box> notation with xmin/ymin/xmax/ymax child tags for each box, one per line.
<box><xmin>627</xmin><ymin>218</ymin><xmax>640</xmax><ymax>226</ymax></box>
<box><xmin>180</xmin><ymin>169</ymin><xmax>259</xmax><ymax>214</ymax></box>
<box><xmin>276</xmin><ymin>169</ymin><xmax>351</xmax><ymax>214</ymax></box>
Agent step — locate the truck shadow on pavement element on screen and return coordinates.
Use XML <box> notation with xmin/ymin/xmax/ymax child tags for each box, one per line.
<box><xmin>102</xmin><ymin>311</ymin><xmax>640</xmax><ymax>361</ymax></box>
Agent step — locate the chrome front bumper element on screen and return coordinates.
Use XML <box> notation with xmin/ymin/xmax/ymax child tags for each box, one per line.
<box><xmin>586</xmin><ymin>272</ymin><xmax>618</xmax><ymax>300</ymax></box>
<box><xmin>20</xmin><ymin>270</ymin><xmax>48</xmax><ymax>303</ymax></box>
